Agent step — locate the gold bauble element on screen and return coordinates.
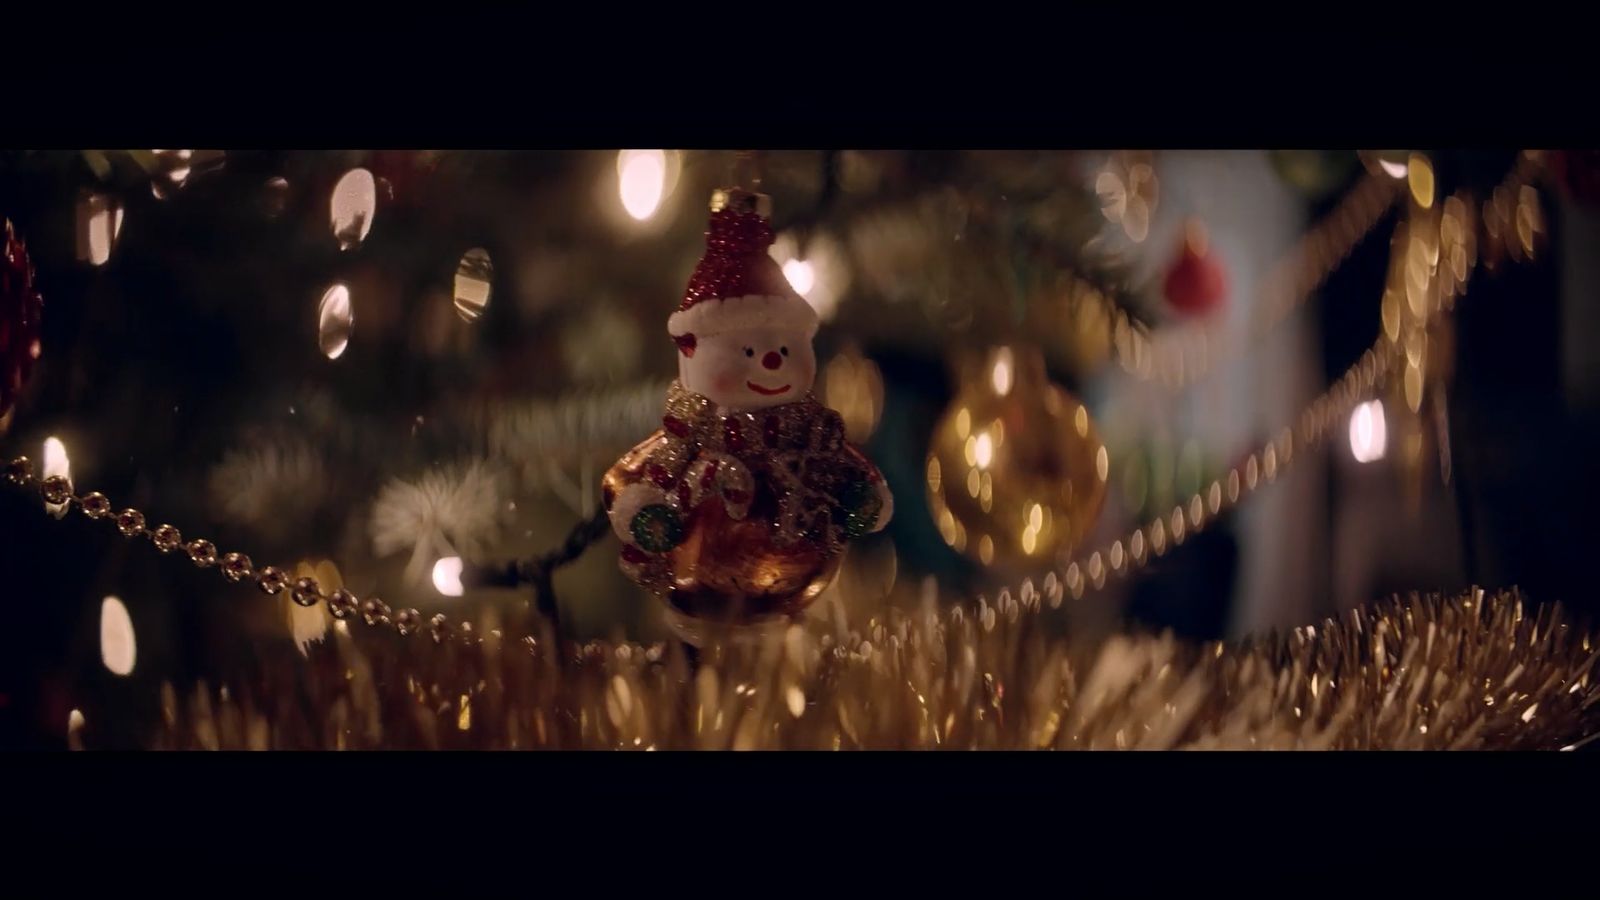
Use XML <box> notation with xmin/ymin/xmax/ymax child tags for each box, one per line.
<box><xmin>602</xmin><ymin>431</ymin><xmax>844</xmax><ymax>628</ymax></box>
<box><xmin>925</xmin><ymin>346</ymin><xmax>1107</xmax><ymax>567</ymax></box>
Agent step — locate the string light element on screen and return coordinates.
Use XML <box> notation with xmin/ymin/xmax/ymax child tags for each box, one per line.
<box><xmin>770</xmin><ymin>231</ymin><xmax>848</xmax><ymax>322</ymax></box>
<box><xmin>67</xmin><ymin>709</ymin><xmax>85</xmax><ymax>750</ymax></box>
<box><xmin>150</xmin><ymin>149</ymin><xmax>195</xmax><ymax>199</ymax></box>
<box><xmin>617</xmin><ymin>150</ymin><xmax>668</xmax><ymax>221</ymax></box>
<box><xmin>781</xmin><ymin>258</ymin><xmax>815</xmax><ymax>296</ymax></box>
<box><xmin>1349</xmin><ymin>399</ymin><xmax>1388</xmax><ymax>463</ymax></box>
<box><xmin>100</xmin><ymin>596</ymin><xmax>136</xmax><ymax>676</ymax></box>
<box><xmin>330</xmin><ymin>168</ymin><xmax>377</xmax><ymax>249</ymax></box>
<box><xmin>433</xmin><ymin>556</ymin><xmax>465</xmax><ymax>597</ymax></box>
<box><xmin>42</xmin><ymin>436</ymin><xmax>70</xmax><ymax>519</ymax></box>
<box><xmin>1362</xmin><ymin>150</ymin><xmax>1410</xmax><ymax>179</ymax></box>
<box><xmin>161</xmin><ymin>149</ymin><xmax>193</xmax><ymax>186</ymax></box>
<box><xmin>75</xmin><ymin>193</ymin><xmax>123</xmax><ymax>266</ymax></box>
<box><xmin>316</xmin><ymin>283</ymin><xmax>354</xmax><ymax>359</ymax></box>
<box><xmin>974</xmin><ymin>432</ymin><xmax>994</xmax><ymax>470</ymax></box>
<box><xmin>990</xmin><ymin>347</ymin><xmax>1014</xmax><ymax>396</ymax></box>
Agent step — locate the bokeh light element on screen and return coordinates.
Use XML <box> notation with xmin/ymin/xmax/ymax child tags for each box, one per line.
<box><xmin>770</xmin><ymin>231</ymin><xmax>848</xmax><ymax>322</ymax></box>
<box><xmin>75</xmin><ymin>193</ymin><xmax>123</xmax><ymax>266</ymax></box>
<box><xmin>1408</xmin><ymin>153</ymin><xmax>1435</xmax><ymax>209</ymax></box>
<box><xmin>262</xmin><ymin>176</ymin><xmax>290</xmax><ymax>219</ymax></box>
<box><xmin>317</xmin><ymin>283</ymin><xmax>354</xmax><ymax>359</ymax></box>
<box><xmin>42</xmin><ymin>436</ymin><xmax>71</xmax><ymax>519</ymax></box>
<box><xmin>100</xmin><ymin>596</ymin><xmax>136</xmax><ymax>676</ymax></box>
<box><xmin>1362</xmin><ymin>150</ymin><xmax>1410</xmax><ymax>180</ymax></box>
<box><xmin>150</xmin><ymin>149</ymin><xmax>194</xmax><ymax>199</ymax></box>
<box><xmin>433</xmin><ymin>556</ymin><xmax>465</xmax><ymax>597</ymax></box>
<box><xmin>160</xmin><ymin>149</ymin><xmax>193</xmax><ymax>186</ymax></box>
<box><xmin>454</xmin><ymin>248</ymin><xmax>493</xmax><ymax>322</ymax></box>
<box><xmin>819</xmin><ymin>347</ymin><xmax>884</xmax><ymax>443</ymax></box>
<box><xmin>1096</xmin><ymin>151</ymin><xmax>1158</xmax><ymax>242</ymax></box>
<box><xmin>991</xmin><ymin>347</ymin><xmax>1014</xmax><ymax>397</ymax></box>
<box><xmin>330</xmin><ymin>168</ymin><xmax>377</xmax><ymax>249</ymax></box>
<box><xmin>617</xmin><ymin>150</ymin><xmax>667</xmax><ymax>221</ymax></box>
<box><xmin>1349</xmin><ymin>399</ymin><xmax>1387</xmax><ymax>463</ymax></box>
<box><xmin>782</xmin><ymin>258</ymin><xmax>815</xmax><ymax>296</ymax></box>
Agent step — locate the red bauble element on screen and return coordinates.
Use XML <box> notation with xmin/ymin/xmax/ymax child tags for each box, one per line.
<box><xmin>1550</xmin><ymin>150</ymin><xmax>1600</xmax><ymax>208</ymax></box>
<box><xmin>1162</xmin><ymin>221</ymin><xmax>1228</xmax><ymax>317</ymax></box>
<box><xmin>1</xmin><ymin>220</ymin><xmax>44</xmax><ymax>422</ymax></box>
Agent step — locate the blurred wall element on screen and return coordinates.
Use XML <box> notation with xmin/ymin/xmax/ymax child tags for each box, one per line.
<box><xmin>1099</xmin><ymin>151</ymin><xmax>1317</xmax><ymax>636</ymax></box>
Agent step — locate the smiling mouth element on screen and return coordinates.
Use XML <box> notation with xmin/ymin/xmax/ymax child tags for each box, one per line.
<box><xmin>746</xmin><ymin>381</ymin><xmax>792</xmax><ymax>396</ymax></box>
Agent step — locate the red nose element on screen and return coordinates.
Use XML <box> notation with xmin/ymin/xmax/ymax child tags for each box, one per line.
<box><xmin>761</xmin><ymin>351</ymin><xmax>783</xmax><ymax>370</ymax></box>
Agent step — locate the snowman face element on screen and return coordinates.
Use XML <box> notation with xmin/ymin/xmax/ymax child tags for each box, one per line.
<box><xmin>679</xmin><ymin>326</ymin><xmax>817</xmax><ymax>412</ymax></box>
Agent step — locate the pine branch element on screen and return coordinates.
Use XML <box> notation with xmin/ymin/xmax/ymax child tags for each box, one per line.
<box><xmin>468</xmin><ymin>502</ymin><xmax>612</xmax><ymax>634</ymax></box>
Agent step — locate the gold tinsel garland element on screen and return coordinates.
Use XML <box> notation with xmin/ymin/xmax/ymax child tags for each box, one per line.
<box><xmin>138</xmin><ymin>589</ymin><xmax>1598</xmax><ymax>750</ymax></box>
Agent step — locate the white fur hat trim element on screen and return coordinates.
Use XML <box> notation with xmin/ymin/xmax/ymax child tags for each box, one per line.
<box><xmin>609</xmin><ymin>482</ymin><xmax>668</xmax><ymax>545</ymax></box>
<box><xmin>667</xmin><ymin>293</ymin><xmax>819</xmax><ymax>338</ymax></box>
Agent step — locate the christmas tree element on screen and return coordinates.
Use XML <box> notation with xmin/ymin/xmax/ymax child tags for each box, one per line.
<box><xmin>1</xmin><ymin>148</ymin><xmax>1594</xmax><ymax>751</ymax></box>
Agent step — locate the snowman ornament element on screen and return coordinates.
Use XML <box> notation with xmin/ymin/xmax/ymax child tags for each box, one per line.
<box><xmin>602</xmin><ymin>188</ymin><xmax>892</xmax><ymax>638</ymax></box>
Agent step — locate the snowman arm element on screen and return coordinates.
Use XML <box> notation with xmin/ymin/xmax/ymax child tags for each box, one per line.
<box><xmin>870</xmin><ymin>478</ymin><xmax>894</xmax><ymax>533</ymax></box>
<box><xmin>608</xmin><ymin>482</ymin><xmax>669</xmax><ymax>550</ymax></box>
<box><xmin>841</xmin><ymin>442</ymin><xmax>894</xmax><ymax>533</ymax></box>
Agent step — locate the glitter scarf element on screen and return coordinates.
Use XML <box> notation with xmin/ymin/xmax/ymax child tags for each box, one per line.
<box><xmin>639</xmin><ymin>380</ymin><xmax>883</xmax><ymax>551</ymax></box>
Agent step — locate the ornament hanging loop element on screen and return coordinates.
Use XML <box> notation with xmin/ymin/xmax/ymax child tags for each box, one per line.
<box><xmin>732</xmin><ymin>150</ymin><xmax>766</xmax><ymax>191</ymax></box>
<box><xmin>711</xmin><ymin>151</ymin><xmax>773</xmax><ymax>218</ymax></box>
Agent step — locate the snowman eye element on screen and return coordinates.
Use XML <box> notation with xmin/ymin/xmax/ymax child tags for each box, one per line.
<box><xmin>744</xmin><ymin>348</ymin><xmax>754</xmax><ymax>358</ymax></box>
<box><xmin>781</xmin><ymin>346</ymin><xmax>789</xmax><ymax>356</ymax></box>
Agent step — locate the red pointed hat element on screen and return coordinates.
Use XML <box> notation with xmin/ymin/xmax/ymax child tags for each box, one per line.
<box><xmin>667</xmin><ymin>188</ymin><xmax>819</xmax><ymax>340</ymax></box>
